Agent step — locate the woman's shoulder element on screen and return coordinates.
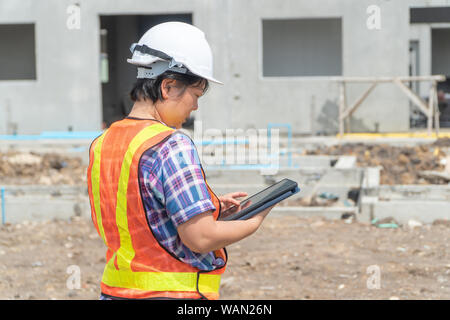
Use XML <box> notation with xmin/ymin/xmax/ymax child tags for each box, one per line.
<box><xmin>155</xmin><ymin>131</ymin><xmax>197</xmax><ymax>159</ymax></box>
<box><xmin>167</xmin><ymin>130</ymin><xmax>194</xmax><ymax>143</ymax></box>
<box><xmin>140</xmin><ymin>131</ymin><xmax>199</xmax><ymax>174</ymax></box>
<box><xmin>164</xmin><ymin>131</ymin><xmax>195</xmax><ymax>148</ymax></box>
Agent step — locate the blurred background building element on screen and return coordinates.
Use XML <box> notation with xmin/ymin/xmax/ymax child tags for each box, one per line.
<box><xmin>0</xmin><ymin>0</ymin><xmax>449</xmax><ymax>135</ymax></box>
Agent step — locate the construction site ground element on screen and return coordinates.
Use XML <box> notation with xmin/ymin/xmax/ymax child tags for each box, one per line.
<box><xmin>0</xmin><ymin>215</ymin><xmax>449</xmax><ymax>300</ymax></box>
<box><xmin>1</xmin><ymin>139</ymin><xmax>450</xmax><ymax>300</ymax></box>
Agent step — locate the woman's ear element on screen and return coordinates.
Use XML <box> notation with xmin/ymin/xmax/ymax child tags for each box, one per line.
<box><xmin>161</xmin><ymin>78</ymin><xmax>177</xmax><ymax>100</ymax></box>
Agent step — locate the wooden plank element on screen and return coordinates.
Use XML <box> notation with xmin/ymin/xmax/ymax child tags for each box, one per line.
<box><xmin>340</xmin><ymin>82</ymin><xmax>377</xmax><ymax>120</ymax></box>
<box><xmin>394</xmin><ymin>78</ymin><xmax>430</xmax><ymax>116</ymax></box>
<box><xmin>418</xmin><ymin>171</ymin><xmax>450</xmax><ymax>182</ymax></box>
<box><xmin>433</xmin><ymin>82</ymin><xmax>440</xmax><ymax>136</ymax></box>
<box><xmin>339</xmin><ymin>82</ymin><xmax>345</xmax><ymax>137</ymax></box>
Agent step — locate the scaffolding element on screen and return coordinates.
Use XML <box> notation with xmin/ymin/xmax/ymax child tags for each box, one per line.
<box><xmin>328</xmin><ymin>75</ymin><xmax>446</xmax><ymax>137</ymax></box>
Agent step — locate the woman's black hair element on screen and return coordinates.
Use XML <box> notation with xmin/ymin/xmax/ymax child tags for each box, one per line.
<box><xmin>129</xmin><ymin>71</ymin><xmax>209</xmax><ymax>103</ymax></box>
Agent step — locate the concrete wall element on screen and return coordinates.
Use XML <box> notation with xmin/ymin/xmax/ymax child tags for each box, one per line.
<box><xmin>342</xmin><ymin>0</ymin><xmax>410</xmax><ymax>133</ymax></box>
<box><xmin>196</xmin><ymin>0</ymin><xmax>413</xmax><ymax>134</ymax></box>
<box><xmin>0</xmin><ymin>0</ymin><xmax>443</xmax><ymax>135</ymax></box>
<box><xmin>0</xmin><ymin>0</ymin><xmax>102</xmax><ymax>134</ymax></box>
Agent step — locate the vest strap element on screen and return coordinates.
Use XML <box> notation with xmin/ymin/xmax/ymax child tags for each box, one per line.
<box><xmin>115</xmin><ymin>124</ymin><xmax>173</xmax><ymax>270</ymax></box>
<box><xmin>102</xmin><ymin>259</ymin><xmax>221</xmax><ymax>293</ymax></box>
<box><xmin>91</xmin><ymin>132</ymin><xmax>108</xmax><ymax>245</ymax></box>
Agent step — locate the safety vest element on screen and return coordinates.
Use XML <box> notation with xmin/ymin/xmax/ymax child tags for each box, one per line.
<box><xmin>87</xmin><ymin>118</ymin><xmax>227</xmax><ymax>300</ymax></box>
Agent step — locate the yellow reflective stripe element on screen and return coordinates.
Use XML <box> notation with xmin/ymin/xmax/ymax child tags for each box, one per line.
<box><xmin>102</xmin><ymin>259</ymin><xmax>221</xmax><ymax>293</ymax></box>
<box><xmin>115</xmin><ymin>123</ymin><xmax>173</xmax><ymax>270</ymax></box>
<box><xmin>92</xmin><ymin>133</ymin><xmax>107</xmax><ymax>245</ymax></box>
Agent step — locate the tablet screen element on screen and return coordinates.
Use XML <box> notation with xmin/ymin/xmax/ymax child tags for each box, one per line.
<box><xmin>220</xmin><ymin>179</ymin><xmax>297</xmax><ymax>220</ymax></box>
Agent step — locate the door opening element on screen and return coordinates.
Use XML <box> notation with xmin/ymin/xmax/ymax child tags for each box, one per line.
<box><xmin>99</xmin><ymin>14</ymin><xmax>193</xmax><ymax>128</ymax></box>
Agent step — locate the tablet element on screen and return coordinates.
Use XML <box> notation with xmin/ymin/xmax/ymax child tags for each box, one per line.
<box><xmin>219</xmin><ymin>178</ymin><xmax>300</xmax><ymax>221</ymax></box>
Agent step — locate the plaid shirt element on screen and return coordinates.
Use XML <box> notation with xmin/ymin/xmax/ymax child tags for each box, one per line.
<box><xmin>138</xmin><ymin>131</ymin><xmax>224</xmax><ymax>271</ymax></box>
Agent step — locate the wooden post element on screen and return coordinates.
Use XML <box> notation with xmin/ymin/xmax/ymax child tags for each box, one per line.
<box><xmin>339</xmin><ymin>81</ymin><xmax>345</xmax><ymax>138</ymax></box>
<box><xmin>343</xmin><ymin>87</ymin><xmax>350</xmax><ymax>134</ymax></box>
<box><xmin>433</xmin><ymin>81</ymin><xmax>440</xmax><ymax>137</ymax></box>
<box><xmin>428</xmin><ymin>83</ymin><xmax>435</xmax><ymax>137</ymax></box>
<box><xmin>310</xmin><ymin>94</ymin><xmax>316</xmax><ymax>135</ymax></box>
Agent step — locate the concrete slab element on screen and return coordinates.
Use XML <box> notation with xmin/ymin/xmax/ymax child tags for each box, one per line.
<box><xmin>2</xmin><ymin>196</ymin><xmax>90</xmax><ymax>224</ymax></box>
<box><xmin>359</xmin><ymin>196</ymin><xmax>379</xmax><ymax>223</ymax></box>
<box><xmin>271</xmin><ymin>206</ymin><xmax>357</xmax><ymax>219</ymax></box>
<box><xmin>365</xmin><ymin>185</ymin><xmax>450</xmax><ymax>200</ymax></box>
<box><xmin>334</xmin><ymin>156</ymin><xmax>356</xmax><ymax>168</ymax></box>
<box><xmin>362</xmin><ymin>167</ymin><xmax>381</xmax><ymax>188</ymax></box>
<box><xmin>360</xmin><ymin>184</ymin><xmax>450</xmax><ymax>224</ymax></box>
<box><xmin>371</xmin><ymin>200</ymin><xmax>450</xmax><ymax>224</ymax></box>
<box><xmin>0</xmin><ymin>185</ymin><xmax>90</xmax><ymax>224</ymax></box>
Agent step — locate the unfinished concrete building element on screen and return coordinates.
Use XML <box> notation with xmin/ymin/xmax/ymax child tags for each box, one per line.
<box><xmin>0</xmin><ymin>0</ymin><xmax>450</xmax><ymax>135</ymax></box>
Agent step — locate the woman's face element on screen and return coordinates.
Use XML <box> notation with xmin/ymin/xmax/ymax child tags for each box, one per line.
<box><xmin>157</xmin><ymin>79</ymin><xmax>205</xmax><ymax>129</ymax></box>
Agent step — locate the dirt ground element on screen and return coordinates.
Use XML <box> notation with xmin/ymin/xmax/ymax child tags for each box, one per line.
<box><xmin>1</xmin><ymin>215</ymin><xmax>449</xmax><ymax>300</ymax></box>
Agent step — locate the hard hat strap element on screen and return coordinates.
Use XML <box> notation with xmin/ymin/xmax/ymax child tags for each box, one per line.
<box><xmin>130</xmin><ymin>43</ymin><xmax>173</xmax><ymax>62</ymax></box>
<box><xmin>137</xmin><ymin>61</ymin><xmax>189</xmax><ymax>79</ymax></box>
<box><xmin>131</xmin><ymin>43</ymin><xmax>196</xmax><ymax>79</ymax></box>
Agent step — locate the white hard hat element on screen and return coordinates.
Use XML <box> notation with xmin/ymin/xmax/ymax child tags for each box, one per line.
<box><xmin>127</xmin><ymin>21</ymin><xmax>223</xmax><ymax>84</ymax></box>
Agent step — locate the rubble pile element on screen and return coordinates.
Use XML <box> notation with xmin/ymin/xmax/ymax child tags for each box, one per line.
<box><xmin>306</xmin><ymin>139</ymin><xmax>449</xmax><ymax>185</ymax></box>
<box><xmin>2</xmin><ymin>138</ymin><xmax>450</xmax><ymax>186</ymax></box>
<box><xmin>0</xmin><ymin>152</ymin><xmax>87</xmax><ymax>185</ymax></box>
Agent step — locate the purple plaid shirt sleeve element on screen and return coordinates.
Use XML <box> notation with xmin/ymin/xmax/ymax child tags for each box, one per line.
<box><xmin>138</xmin><ymin>132</ymin><xmax>223</xmax><ymax>271</ymax></box>
<box><xmin>160</xmin><ymin>135</ymin><xmax>216</xmax><ymax>227</ymax></box>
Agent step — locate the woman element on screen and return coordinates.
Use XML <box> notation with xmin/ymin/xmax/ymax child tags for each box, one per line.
<box><xmin>87</xmin><ymin>22</ymin><xmax>275</xmax><ymax>300</ymax></box>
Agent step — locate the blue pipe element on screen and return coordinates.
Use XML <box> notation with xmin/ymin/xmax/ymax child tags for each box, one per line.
<box><xmin>0</xmin><ymin>131</ymin><xmax>103</xmax><ymax>141</ymax></box>
<box><xmin>267</xmin><ymin>123</ymin><xmax>293</xmax><ymax>167</ymax></box>
<box><xmin>1</xmin><ymin>187</ymin><xmax>5</xmax><ymax>225</ymax></box>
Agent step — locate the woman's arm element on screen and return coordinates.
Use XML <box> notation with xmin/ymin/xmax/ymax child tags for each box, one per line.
<box><xmin>177</xmin><ymin>205</ymin><xmax>275</xmax><ymax>254</ymax></box>
<box><xmin>158</xmin><ymin>133</ymin><xmax>273</xmax><ymax>254</ymax></box>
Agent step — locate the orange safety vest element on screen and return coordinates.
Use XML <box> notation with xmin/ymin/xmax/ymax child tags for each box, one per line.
<box><xmin>87</xmin><ymin>118</ymin><xmax>227</xmax><ymax>300</ymax></box>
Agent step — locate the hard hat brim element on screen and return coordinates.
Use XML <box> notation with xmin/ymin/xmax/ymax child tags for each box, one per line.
<box><xmin>195</xmin><ymin>74</ymin><xmax>223</xmax><ymax>85</ymax></box>
<box><xmin>127</xmin><ymin>58</ymin><xmax>223</xmax><ymax>85</ymax></box>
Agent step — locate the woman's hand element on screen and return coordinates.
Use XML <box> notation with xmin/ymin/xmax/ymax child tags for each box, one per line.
<box><xmin>177</xmin><ymin>201</ymin><xmax>276</xmax><ymax>254</ymax></box>
<box><xmin>218</xmin><ymin>192</ymin><xmax>248</xmax><ymax>212</ymax></box>
<box><xmin>247</xmin><ymin>204</ymin><xmax>276</xmax><ymax>227</ymax></box>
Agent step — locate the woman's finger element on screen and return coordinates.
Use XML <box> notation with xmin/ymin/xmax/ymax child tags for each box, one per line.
<box><xmin>221</xmin><ymin>197</ymin><xmax>241</xmax><ymax>206</ymax></box>
<box><xmin>229</xmin><ymin>192</ymin><xmax>248</xmax><ymax>199</ymax></box>
<box><xmin>220</xmin><ymin>192</ymin><xmax>247</xmax><ymax>200</ymax></box>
